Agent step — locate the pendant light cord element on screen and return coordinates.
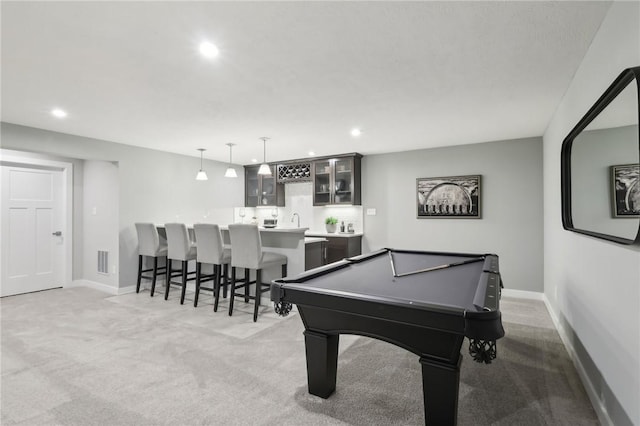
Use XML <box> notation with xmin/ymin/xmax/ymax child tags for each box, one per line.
<box><xmin>198</xmin><ymin>148</ymin><xmax>206</xmax><ymax>170</ymax></box>
<box><xmin>196</xmin><ymin>148</ymin><xmax>208</xmax><ymax>180</ymax></box>
<box><xmin>226</xmin><ymin>143</ymin><xmax>235</xmax><ymax>165</ymax></box>
<box><xmin>260</xmin><ymin>137</ymin><xmax>270</xmax><ymax>163</ymax></box>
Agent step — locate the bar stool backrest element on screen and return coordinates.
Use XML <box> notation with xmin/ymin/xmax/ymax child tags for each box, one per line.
<box><xmin>228</xmin><ymin>224</ymin><xmax>262</xmax><ymax>270</ymax></box>
<box><xmin>135</xmin><ymin>223</ymin><xmax>163</xmax><ymax>256</ymax></box>
<box><xmin>193</xmin><ymin>224</ymin><xmax>225</xmax><ymax>264</ymax></box>
<box><xmin>165</xmin><ymin>223</ymin><xmax>191</xmax><ymax>261</ymax></box>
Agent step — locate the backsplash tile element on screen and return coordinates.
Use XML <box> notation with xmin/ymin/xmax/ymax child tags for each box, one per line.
<box><xmin>231</xmin><ymin>181</ymin><xmax>363</xmax><ymax>233</ymax></box>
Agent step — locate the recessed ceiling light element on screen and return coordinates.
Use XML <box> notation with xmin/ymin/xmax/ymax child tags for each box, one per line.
<box><xmin>51</xmin><ymin>108</ymin><xmax>67</xmax><ymax>118</ymax></box>
<box><xmin>350</xmin><ymin>128</ymin><xmax>362</xmax><ymax>137</ymax></box>
<box><xmin>199</xmin><ymin>41</ymin><xmax>219</xmax><ymax>58</ymax></box>
<box><xmin>308</xmin><ymin>151</ymin><xmax>316</xmax><ymax>156</ymax></box>
<box><xmin>251</xmin><ymin>158</ymin><xmax>257</xmax><ymax>163</ymax></box>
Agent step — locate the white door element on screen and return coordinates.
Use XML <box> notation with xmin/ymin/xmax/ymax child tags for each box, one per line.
<box><xmin>1</xmin><ymin>166</ymin><xmax>64</xmax><ymax>296</ymax></box>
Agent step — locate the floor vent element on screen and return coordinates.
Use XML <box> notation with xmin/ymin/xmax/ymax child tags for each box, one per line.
<box><xmin>97</xmin><ymin>250</ymin><xmax>109</xmax><ymax>274</ymax></box>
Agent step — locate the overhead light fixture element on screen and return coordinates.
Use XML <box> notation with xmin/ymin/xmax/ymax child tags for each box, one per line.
<box><xmin>195</xmin><ymin>148</ymin><xmax>208</xmax><ymax>181</ymax></box>
<box><xmin>258</xmin><ymin>137</ymin><xmax>272</xmax><ymax>175</ymax></box>
<box><xmin>308</xmin><ymin>151</ymin><xmax>316</xmax><ymax>156</ymax></box>
<box><xmin>350</xmin><ymin>128</ymin><xmax>362</xmax><ymax>137</ymax></box>
<box><xmin>224</xmin><ymin>143</ymin><xmax>238</xmax><ymax>178</ymax></box>
<box><xmin>199</xmin><ymin>41</ymin><xmax>219</xmax><ymax>58</ymax></box>
<box><xmin>51</xmin><ymin>108</ymin><xmax>67</xmax><ymax>118</ymax></box>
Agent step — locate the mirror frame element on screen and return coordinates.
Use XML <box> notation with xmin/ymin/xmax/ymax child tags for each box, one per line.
<box><xmin>561</xmin><ymin>66</ymin><xmax>640</xmax><ymax>246</ymax></box>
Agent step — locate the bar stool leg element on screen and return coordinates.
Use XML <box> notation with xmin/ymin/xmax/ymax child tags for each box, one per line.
<box><xmin>136</xmin><ymin>255</ymin><xmax>144</xmax><ymax>293</ymax></box>
<box><xmin>229</xmin><ymin>267</ymin><xmax>237</xmax><ymax>316</ymax></box>
<box><xmin>150</xmin><ymin>256</ymin><xmax>159</xmax><ymax>297</ymax></box>
<box><xmin>180</xmin><ymin>260</ymin><xmax>188</xmax><ymax>305</ymax></box>
<box><xmin>222</xmin><ymin>264</ymin><xmax>229</xmax><ymax>298</ymax></box>
<box><xmin>213</xmin><ymin>264</ymin><xmax>221</xmax><ymax>312</ymax></box>
<box><xmin>244</xmin><ymin>268</ymin><xmax>250</xmax><ymax>303</ymax></box>
<box><xmin>194</xmin><ymin>261</ymin><xmax>201</xmax><ymax>307</ymax></box>
<box><xmin>165</xmin><ymin>259</ymin><xmax>172</xmax><ymax>300</ymax></box>
<box><xmin>253</xmin><ymin>269</ymin><xmax>262</xmax><ymax>322</ymax></box>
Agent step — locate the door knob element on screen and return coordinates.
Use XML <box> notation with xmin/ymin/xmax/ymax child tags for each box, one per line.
<box><xmin>52</xmin><ymin>231</ymin><xmax>62</xmax><ymax>236</ymax></box>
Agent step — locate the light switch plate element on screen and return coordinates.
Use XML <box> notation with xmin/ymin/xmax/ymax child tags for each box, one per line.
<box><xmin>366</xmin><ymin>208</ymin><xmax>377</xmax><ymax>216</ymax></box>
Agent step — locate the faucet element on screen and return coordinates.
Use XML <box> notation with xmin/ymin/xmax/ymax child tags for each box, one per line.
<box><xmin>291</xmin><ymin>212</ymin><xmax>300</xmax><ymax>228</ymax></box>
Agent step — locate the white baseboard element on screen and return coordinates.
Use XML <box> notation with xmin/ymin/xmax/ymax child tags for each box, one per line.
<box><xmin>68</xmin><ymin>279</ymin><xmax>136</xmax><ymax>296</ymax></box>
<box><xmin>501</xmin><ymin>288</ymin><xmax>544</xmax><ymax>300</ymax></box>
<box><xmin>116</xmin><ymin>285</ymin><xmax>137</xmax><ymax>295</ymax></box>
<box><xmin>542</xmin><ymin>295</ymin><xmax>613</xmax><ymax>426</ymax></box>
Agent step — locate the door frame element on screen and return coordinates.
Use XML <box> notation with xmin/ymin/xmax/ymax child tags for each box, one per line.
<box><xmin>1</xmin><ymin>149</ymin><xmax>73</xmax><ymax>289</ymax></box>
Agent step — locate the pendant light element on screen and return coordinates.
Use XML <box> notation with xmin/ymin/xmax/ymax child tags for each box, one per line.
<box><xmin>258</xmin><ymin>137</ymin><xmax>272</xmax><ymax>175</ymax></box>
<box><xmin>195</xmin><ymin>148</ymin><xmax>208</xmax><ymax>181</ymax></box>
<box><xmin>224</xmin><ymin>143</ymin><xmax>238</xmax><ymax>178</ymax></box>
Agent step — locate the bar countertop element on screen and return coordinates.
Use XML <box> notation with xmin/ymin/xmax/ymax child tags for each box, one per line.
<box><xmin>305</xmin><ymin>231</ymin><xmax>363</xmax><ymax>238</ymax></box>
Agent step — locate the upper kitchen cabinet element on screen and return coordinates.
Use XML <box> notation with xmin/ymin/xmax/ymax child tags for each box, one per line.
<box><xmin>244</xmin><ymin>165</ymin><xmax>285</xmax><ymax>207</ymax></box>
<box><xmin>312</xmin><ymin>154</ymin><xmax>362</xmax><ymax>206</ymax></box>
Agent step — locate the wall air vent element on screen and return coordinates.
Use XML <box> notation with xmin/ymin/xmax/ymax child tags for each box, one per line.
<box><xmin>97</xmin><ymin>250</ymin><xmax>109</xmax><ymax>275</ymax></box>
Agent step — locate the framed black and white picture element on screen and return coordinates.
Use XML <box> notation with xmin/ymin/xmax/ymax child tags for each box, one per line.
<box><xmin>417</xmin><ymin>175</ymin><xmax>481</xmax><ymax>218</ymax></box>
<box><xmin>611</xmin><ymin>164</ymin><xmax>640</xmax><ymax>217</ymax></box>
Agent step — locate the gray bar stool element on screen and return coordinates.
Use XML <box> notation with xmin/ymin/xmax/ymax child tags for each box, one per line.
<box><xmin>164</xmin><ymin>223</ymin><xmax>197</xmax><ymax>304</ymax></box>
<box><xmin>134</xmin><ymin>223</ymin><xmax>168</xmax><ymax>296</ymax></box>
<box><xmin>193</xmin><ymin>224</ymin><xmax>231</xmax><ymax>310</ymax></box>
<box><xmin>228</xmin><ymin>224</ymin><xmax>287</xmax><ymax>322</ymax></box>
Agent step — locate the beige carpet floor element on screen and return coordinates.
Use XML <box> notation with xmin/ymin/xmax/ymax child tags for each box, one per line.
<box><xmin>1</xmin><ymin>286</ymin><xmax>598</xmax><ymax>425</ymax></box>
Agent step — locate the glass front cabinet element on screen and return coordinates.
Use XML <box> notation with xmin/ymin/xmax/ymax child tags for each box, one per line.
<box><xmin>244</xmin><ymin>165</ymin><xmax>285</xmax><ymax>207</ymax></box>
<box><xmin>312</xmin><ymin>154</ymin><xmax>362</xmax><ymax>206</ymax></box>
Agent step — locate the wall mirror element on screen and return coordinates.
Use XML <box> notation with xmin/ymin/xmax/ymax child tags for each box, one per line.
<box><xmin>561</xmin><ymin>67</ymin><xmax>640</xmax><ymax>245</ymax></box>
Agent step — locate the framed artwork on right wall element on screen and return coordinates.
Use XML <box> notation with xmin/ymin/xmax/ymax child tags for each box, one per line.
<box><xmin>611</xmin><ymin>163</ymin><xmax>640</xmax><ymax>217</ymax></box>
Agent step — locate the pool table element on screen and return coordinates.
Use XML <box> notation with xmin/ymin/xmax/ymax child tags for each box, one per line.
<box><xmin>271</xmin><ymin>248</ymin><xmax>504</xmax><ymax>425</ymax></box>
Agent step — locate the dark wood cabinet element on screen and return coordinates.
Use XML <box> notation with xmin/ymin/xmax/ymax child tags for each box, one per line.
<box><xmin>312</xmin><ymin>154</ymin><xmax>362</xmax><ymax>206</ymax></box>
<box><xmin>325</xmin><ymin>235</ymin><xmax>362</xmax><ymax>264</ymax></box>
<box><xmin>305</xmin><ymin>240</ymin><xmax>326</xmax><ymax>271</ymax></box>
<box><xmin>244</xmin><ymin>153</ymin><xmax>361</xmax><ymax>207</ymax></box>
<box><xmin>244</xmin><ymin>165</ymin><xmax>285</xmax><ymax>207</ymax></box>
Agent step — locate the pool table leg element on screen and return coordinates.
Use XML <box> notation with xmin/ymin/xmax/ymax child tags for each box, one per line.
<box><xmin>303</xmin><ymin>330</ymin><xmax>339</xmax><ymax>398</ymax></box>
<box><xmin>419</xmin><ymin>355</ymin><xmax>462</xmax><ymax>425</ymax></box>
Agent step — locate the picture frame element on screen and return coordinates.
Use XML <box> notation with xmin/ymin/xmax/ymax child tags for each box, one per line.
<box><xmin>417</xmin><ymin>175</ymin><xmax>481</xmax><ymax>218</ymax></box>
<box><xmin>611</xmin><ymin>164</ymin><xmax>640</xmax><ymax>218</ymax></box>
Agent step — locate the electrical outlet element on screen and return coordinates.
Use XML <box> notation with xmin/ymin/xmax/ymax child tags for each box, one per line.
<box><xmin>366</xmin><ymin>208</ymin><xmax>377</xmax><ymax>216</ymax></box>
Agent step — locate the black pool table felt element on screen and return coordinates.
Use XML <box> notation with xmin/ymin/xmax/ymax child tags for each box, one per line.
<box><xmin>283</xmin><ymin>251</ymin><xmax>488</xmax><ymax>312</ymax></box>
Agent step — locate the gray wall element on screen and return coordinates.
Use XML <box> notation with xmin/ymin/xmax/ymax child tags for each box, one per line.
<box><xmin>83</xmin><ymin>160</ymin><xmax>119</xmax><ymax>286</ymax></box>
<box><xmin>4</xmin><ymin>121</ymin><xmax>544</xmax><ymax>294</ymax></box>
<box><xmin>1</xmin><ymin>122</ymin><xmax>244</xmax><ymax>289</ymax></box>
<box><xmin>361</xmin><ymin>137</ymin><xmax>543</xmax><ymax>293</ymax></box>
<box><xmin>543</xmin><ymin>2</ymin><xmax>640</xmax><ymax>424</ymax></box>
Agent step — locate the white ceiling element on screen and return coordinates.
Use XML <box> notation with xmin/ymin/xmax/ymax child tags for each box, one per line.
<box><xmin>1</xmin><ymin>1</ymin><xmax>611</xmax><ymax>165</ymax></box>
